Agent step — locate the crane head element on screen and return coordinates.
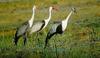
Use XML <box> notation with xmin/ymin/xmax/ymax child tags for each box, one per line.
<box><xmin>49</xmin><ymin>6</ymin><xmax>53</xmax><ymax>11</ymax></box>
<box><xmin>71</xmin><ymin>7</ymin><xmax>77</xmax><ymax>13</ymax></box>
<box><xmin>33</xmin><ymin>5</ymin><xmax>36</xmax><ymax>10</ymax></box>
<box><xmin>49</xmin><ymin>6</ymin><xmax>57</xmax><ymax>12</ymax></box>
<box><xmin>52</xmin><ymin>6</ymin><xmax>58</xmax><ymax>11</ymax></box>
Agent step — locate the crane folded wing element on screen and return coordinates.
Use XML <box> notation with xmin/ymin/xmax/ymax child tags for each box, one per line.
<box><xmin>30</xmin><ymin>22</ymin><xmax>44</xmax><ymax>34</ymax></box>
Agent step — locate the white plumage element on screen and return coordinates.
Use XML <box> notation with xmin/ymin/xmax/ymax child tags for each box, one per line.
<box><xmin>28</xmin><ymin>6</ymin><xmax>36</xmax><ymax>28</ymax></box>
<box><xmin>62</xmin><ymin>11</ymin><xmax>73</xmax><ymax>31</ymax></box>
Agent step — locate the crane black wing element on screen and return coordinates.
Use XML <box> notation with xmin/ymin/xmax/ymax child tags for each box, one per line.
<box><xmin>49</xmin><ymin>22</ymin><xmax>61</xmax><ymax>34</ymax></box>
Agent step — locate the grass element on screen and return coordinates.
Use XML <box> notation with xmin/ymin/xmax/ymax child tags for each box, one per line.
<box><xmin>0</xmin><ymin>0</ymin><xmax>100</xmax><ymax>58</ymax></box>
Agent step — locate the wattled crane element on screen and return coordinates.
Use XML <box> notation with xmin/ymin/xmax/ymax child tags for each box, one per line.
<box><xmin>13</xmin><ymin>5</ymin><xmax>36</xmax><ymax>45</ymax></box>
<box><xmin>44</xmin><ymin>8</ymin><xmax>76</xmax><ymax>48</ymax></box>
<box><xmin>29</xmin><ymin>6</ymin><xmax>57</xmax><ymax>47</ymax></box>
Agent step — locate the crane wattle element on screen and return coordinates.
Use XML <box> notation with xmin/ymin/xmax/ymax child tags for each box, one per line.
<box><xmin>29</xmin><ymin>20</ymin><xmax>33</xmax><ymax>27</ymax></box>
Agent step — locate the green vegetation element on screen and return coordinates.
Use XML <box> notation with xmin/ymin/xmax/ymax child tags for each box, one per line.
<box><xmin>0</xmin><ymin>0</ymin><xmax>100</xmax><ymax>58</ymax></box>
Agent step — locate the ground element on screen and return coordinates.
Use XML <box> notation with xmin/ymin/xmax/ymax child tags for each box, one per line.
<box><xmin>0</xmin><ymin>0</ymin><xmax>100</xmax><ymax>58</ymax></box>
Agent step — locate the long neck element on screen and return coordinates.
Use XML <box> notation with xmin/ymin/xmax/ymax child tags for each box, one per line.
<box><xmin>30</xmin><ymin>9</ymin><xmax>35</xmax><ymax>22</ymax></box>
<box><xmin>29</xmin><ymin>8</ymin><xmax>35</xmax><ymax>27</ymax></box>
<box><xmin>46</xmin><ymin>9</ymin><xmax>52</xmax><ymax>21</ymax></box>
<box><xmin>65</xmin><ymin>11</ymin><xmax>73</xmax><ymax>22</ymax></box>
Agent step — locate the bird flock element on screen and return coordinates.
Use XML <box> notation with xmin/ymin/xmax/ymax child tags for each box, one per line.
<box><xmin>13</xmin><ymin>5</ymin><xmax>76</xmax><ymax>48</ymax></box>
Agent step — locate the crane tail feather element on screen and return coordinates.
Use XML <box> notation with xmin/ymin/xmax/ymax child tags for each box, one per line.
<box><xmin>13</xmin><ymin>33</ymin><xmax>20</xmax><ymax>46</ymax></box>
<box><xmin>14</xmin><ymin>36</ymin><xmax>19</xmax><ymax>45</ymax></box>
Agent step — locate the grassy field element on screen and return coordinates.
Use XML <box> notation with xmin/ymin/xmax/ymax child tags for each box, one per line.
<box><xmin>0</xmin><ymin>0</ymin><xmax>100</xmax><ymax>58</ymax></box>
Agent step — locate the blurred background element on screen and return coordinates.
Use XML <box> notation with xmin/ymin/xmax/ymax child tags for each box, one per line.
<box><xmin>0</xmin><ymin>0</ymin><xmax>100</xmax><ymax>58</ymax></box>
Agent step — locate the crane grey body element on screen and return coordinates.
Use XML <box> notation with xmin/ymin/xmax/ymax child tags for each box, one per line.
<box><xmin>44</xmin><ymin>8</ymin><xmax>76</xmax><ymax>48</ymax></box>
<box><xmin>14</xmin><ymin>6</ymin><xmax>36</xmax><ymax>45</ymax></box>
<box><xmin>30</xmin><ymin>20</ymin><xmax>45</xmax><ymax>33</ymax></box>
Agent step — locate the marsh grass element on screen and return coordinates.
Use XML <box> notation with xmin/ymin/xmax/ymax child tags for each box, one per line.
<box><xmin>0</xmin><ymin>0</ymin><xmax>100</xmax><ymax>58</ymax></box>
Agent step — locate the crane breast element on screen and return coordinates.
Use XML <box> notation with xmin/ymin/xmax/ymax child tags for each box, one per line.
<box><xmin>62</xmin><ymin>21</ymin><xmax>67</xmax><ymax>31</ymax></box>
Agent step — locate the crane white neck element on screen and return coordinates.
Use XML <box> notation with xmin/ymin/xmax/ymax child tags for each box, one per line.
<box><xmin>28</xmin><ymin>8</ymin><xmax>35</xmax><ymax>28</ymax></box>
<box><xmin>62</xmin><ymin>10</ymin><xmax>73</xmax><ymax>31</ymax></box>
<box><xmin>43</xmin><ymin>8</ymin><xmax>52</xmax><ymax>29</ymax></box>
<box><xmin>45</xmin><ymin>8</ymin><xmax>52</xmax><ymax>22</ymax></box>
<box><xmin>65</xmin><ymin>11</ymin><xmax>73</xmax><ymax>22</ymax></box>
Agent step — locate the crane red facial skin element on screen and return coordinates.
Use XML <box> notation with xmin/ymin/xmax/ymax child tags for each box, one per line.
<box><xmin>52</xmin><ymin>7</ymin><xmax>58</xmax><ymax>11</ymax></box>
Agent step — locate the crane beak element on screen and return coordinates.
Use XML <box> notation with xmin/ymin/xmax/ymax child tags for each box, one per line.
<box><xmin>71</xmin><ymin>7</ymin><xmax>77</xmax><ymax>13</ymax></box>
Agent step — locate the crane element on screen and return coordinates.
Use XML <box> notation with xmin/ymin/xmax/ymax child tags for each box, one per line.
<box><xmin>29</xmin><ymin>6</ymin><xmax>56</xmax><ymax>47</ymax></box>
<box><xmin>13</xmin><ymin>5</ymin><xmax>36</xmax><ymax>45</ymax></box>
<box><xmin>44</xmin><ymin>8</ymin><xmax>76</xmax><ymax>48</ymax></box>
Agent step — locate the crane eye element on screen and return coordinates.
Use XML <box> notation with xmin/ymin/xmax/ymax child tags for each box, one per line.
<box><xmin>71</xmin><ymin>7</ymin><xmax>77</xmax><ymax>13</ymax></box>
<box><xmin>53</xmin><ymin>7</ymin><xmax>58</xmax><ymax>11</ymax></box>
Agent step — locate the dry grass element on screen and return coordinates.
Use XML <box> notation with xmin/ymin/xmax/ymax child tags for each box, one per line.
<box><xmin>0</xmin><ymin>0</ymin><xmax>100</xmax><ymax>58</ymax></box>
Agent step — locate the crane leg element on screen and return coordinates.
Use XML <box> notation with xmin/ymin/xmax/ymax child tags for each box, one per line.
<box><xmin>36</xmin><ymin>33</ymin><xmax>39</xmax><ymax>39</ymax></box>
<box><xmin>34</xmin><ymin>33</ymin><xmax>38</xmax><ymax>40</ymax></box>
<box><xmin>53</xmin><ymin>36</ymin><xmax>58</xmax><ymax>58</ymax></box>
<box><xmin>44</xmin><ymin>33</ymin><xmax>56</xmax><ymax>49</ymax></box>
<box><xmin>23</xmin><ymin>33</ymin><xmax>27</xmax><ymax>45</ymax></box>
<box><xmin>44</xmin><ymin>37</ymin><xmax>49</xmax><ymax>49</ymax></box>
<box><xmin>14</xmin><ymin>35</ymin><xmax>20</xmax><ymax>45</ymax></box>
<box><xmin>37</xmin><ymin>33</ymin><xmax>41</xmax><ymax>47</ymax></box>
